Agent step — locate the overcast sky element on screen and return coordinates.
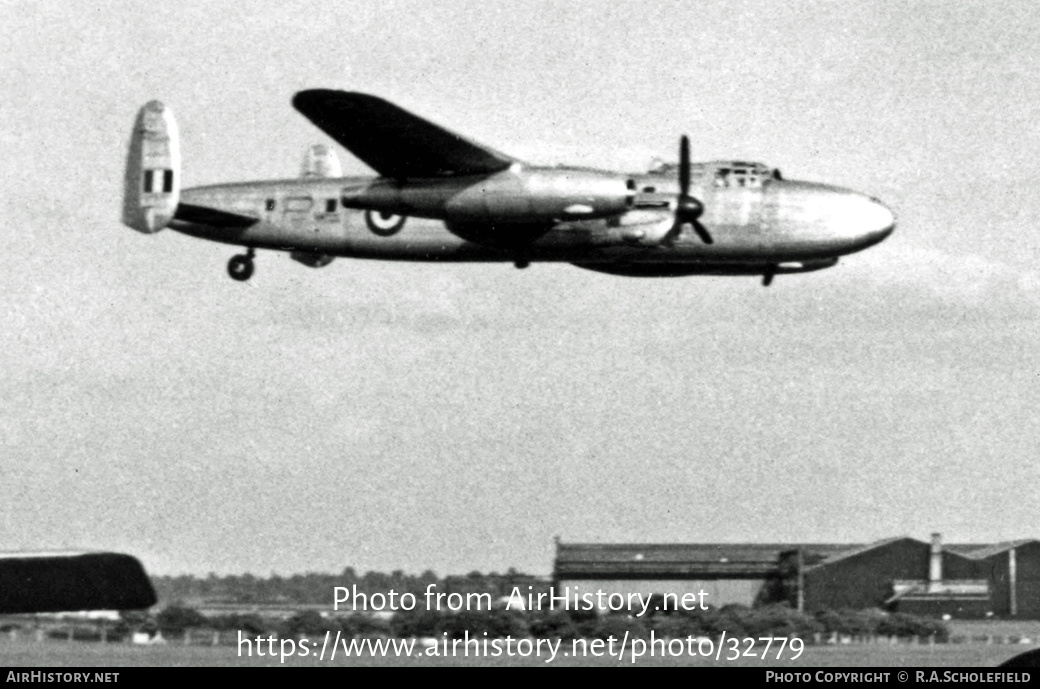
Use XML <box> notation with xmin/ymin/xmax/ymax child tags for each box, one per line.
<box><xmin>2</xmin><ymin>0</ymin><xmax>1038</xmax><ymax>578</ymax></box>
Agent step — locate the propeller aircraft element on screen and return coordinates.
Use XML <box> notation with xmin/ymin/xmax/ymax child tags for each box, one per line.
<box><xmin>122</xmin><ymin>90</ymin><xmax>894</xmax><ymax>286</ymax></box>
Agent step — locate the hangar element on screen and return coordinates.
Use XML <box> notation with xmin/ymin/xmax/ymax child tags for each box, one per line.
<box><xmin>553</xmin><ymin>534</ymin><xmax>1040</xmax><ymax>619</ymax></box>
<box><xmin>946</xmin><ymin>541</ymin><xmax>1040</xmax><ymax>618</ymax></box>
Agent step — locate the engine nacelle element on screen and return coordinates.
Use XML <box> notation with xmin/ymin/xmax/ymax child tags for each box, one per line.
<box><xmin>122</xmin><ymin>101</ymin><xmax>180</xmax><ymax>234</ymax></box>
<box><xmin>340</xmin><ymin>166</ymin><xmax>634</xmax><ymax>229</ymax></box>
<box><xmin>290</xmin><ymin>250</ymin><xmax>335</xmax><ymax>268</ymax></box>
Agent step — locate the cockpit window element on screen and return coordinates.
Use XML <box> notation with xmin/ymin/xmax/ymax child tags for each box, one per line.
<box><xmin>713</xmin><ymin>161</ymin><xmax>774</xmax><ymax>189</ymax></box>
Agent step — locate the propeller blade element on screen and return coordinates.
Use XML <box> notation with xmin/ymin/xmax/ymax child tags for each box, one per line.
<box><xmin>672</xmin><ymin>135</ymin><xmax>713</xmax><ymax>244</ymax></box>
<box><xmin>691</xmin><ymin>219</ymin><xmax>714</xmax><ymax>245</ymax></box>
<box><xmin>679</xmin><ymin>135</ymin><xmax>690</xmax><ymax>196</ymax></box>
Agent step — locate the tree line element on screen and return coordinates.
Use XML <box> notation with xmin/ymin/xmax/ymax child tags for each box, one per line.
<box><xmin>151</xmin><ymin>567</ymin><xmax>548</xmax><ymax>606</ymax></box>
<box><xmin>128</xmin><ymin>603</ymin><xmax>950</xmax><ymax>643</ymax></box>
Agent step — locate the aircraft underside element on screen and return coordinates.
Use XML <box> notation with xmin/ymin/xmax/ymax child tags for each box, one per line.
<box><xmin>568</xmin><ymin>259</ymin><xmax>838</xmax><ymax>278</ymax></box>
<box><xmin>168</xmin><ymin>215</ymin><xmax>844</xmax><ymax>280</ymax></box>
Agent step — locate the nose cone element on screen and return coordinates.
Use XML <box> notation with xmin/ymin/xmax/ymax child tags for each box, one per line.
<box><xmin>826</xmin><ymin>192</ymin><xmax>896</xmax><ymax>253</ymax></box>
<box><xmin>853</xmin><ymin>195</ymin><xmax>896</xmax><ymax>248</ymax></box>
<box><xmin>770</xmin><ymin>182</ymin><xmax>895</xmax><ymax>257</ymax></box>
<box><xmin>806</xmin><ymin>188</ymin><xmax>896</xmax><ymax>254</ymax></box>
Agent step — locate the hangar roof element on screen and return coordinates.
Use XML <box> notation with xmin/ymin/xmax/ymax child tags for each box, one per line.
<box><xmin>554</xmin><ymin>537</ymin><xmax>1040</xmax><ymax>580</ymax></box>
<box><xmin>554</xmin><ymin>542</ymin><xmax>855</xmax><ymax>578</ymax></box>
<box><xmin>945</xmin><ymin>540</ymin><xmax>1039</xmax><ymax>560</ymax></box>
<box><xmin>802</xmin><ymin>537</ymin><xmax>911</xmax><ymax>571</ymax></box>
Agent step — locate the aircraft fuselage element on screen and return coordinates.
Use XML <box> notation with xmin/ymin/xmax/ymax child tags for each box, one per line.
<box><xmin>172</xmin><ymin>162</ymin><xmax>893</xmax><ymax>276</ymax></box>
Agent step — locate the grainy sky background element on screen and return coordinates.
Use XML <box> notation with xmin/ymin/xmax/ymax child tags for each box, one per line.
<box><xmin>1</xmin><ymin>0</ymin><xmax>1038</xmax><ymax>577</ymax></box>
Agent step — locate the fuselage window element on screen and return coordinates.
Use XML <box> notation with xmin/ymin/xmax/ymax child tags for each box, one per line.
<box><xmin>643</xmin><ymin>186</ymin><xmax>656</xmax><ymax>193</ymax></box>
<box><xmin>162</xmin><ymin>169</ymin><xmax>174</xmax><ymax>193</ymax></box>
<box><xmin>143</xmin><ymin>170</ymin><xmax>154</xmax><ymax>193</ymax></box>
<box><xmin>325</xmin><ymin>199</ymin><xmax>337</xmax><ymax>213</ymax></box>
<box><xmin>265</xmin><ymin>198</ymin><xmax>276</xmax><ymax>211</ymax></box>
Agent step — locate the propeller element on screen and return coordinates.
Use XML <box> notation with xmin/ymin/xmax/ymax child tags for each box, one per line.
<box><xmin>672</xmin><ymin>135</ymin><xmax>713</xmax><ymax>245</ymax></box>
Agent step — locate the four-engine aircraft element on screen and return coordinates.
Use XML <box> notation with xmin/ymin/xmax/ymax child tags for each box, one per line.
<box><xmin>122</xmin><ymin>90</ymin><xmax>894</xmax><ymax>285</ymax></box>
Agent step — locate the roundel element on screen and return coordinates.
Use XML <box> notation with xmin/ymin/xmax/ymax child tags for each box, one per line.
<box><xmin>365</xmin><ymin>209</ymin><xmax>406</xmax><ymax>237</ymax></box>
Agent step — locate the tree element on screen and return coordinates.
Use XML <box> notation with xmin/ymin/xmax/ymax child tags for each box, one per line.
<box><xmin>156</xmin><ymin>605</ymin><xmax>207</xmax><ymax>634</ymax></box>
<box><xmin>591</xmin><ymin>614</ymin><xmax>648</xmax><ymax>641</ymax></box>
<box><xmin>391</xmin><ymin>608</ymin><xmax>442</xmax><ymax>638</ymax></box>
<box><xmin>283</xmin><ymin>610</ymin><xmax>333</xmax><ymax>637</ymax></box>
<box><xmin>529</xmin><ymin>611</ymin><xmax>580</xmax><ymax>640</ymax></box>
<box><xmin>438</xmin><ymin>609</ymin><xmax>528</xmax><ymax>639</ymax></box>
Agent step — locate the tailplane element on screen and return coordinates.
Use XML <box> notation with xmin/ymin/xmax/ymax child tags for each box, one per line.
<box><xmin>121</xmin><ymin>101</ymin><xmax>180</xmax><ymax>233</ymax></box>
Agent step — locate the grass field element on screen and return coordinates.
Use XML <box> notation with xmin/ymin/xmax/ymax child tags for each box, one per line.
<box><xmin>948</xmin><ymin>620</ymin><xmax>1040</xmax><ymax>642</ymax></box>
<box><xmin>0</xmin><ymin>637</ymin><xmax>1033</xmax><ymax>667</ymax></box>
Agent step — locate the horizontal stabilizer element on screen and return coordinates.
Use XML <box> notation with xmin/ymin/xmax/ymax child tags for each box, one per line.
<box><xmin>292</xmin><ymin>90</ymin><xmax>515</xmax><ymax>179</ymax></box>
<box><xmin>174</xmin><ymin>203</ymin><xmax>258</xmax><ymax>229</ymax></box>
<box><xmin>0</xmin><ymin>552</ymin><xmax>156</xmax><ymax>613</ymax></box>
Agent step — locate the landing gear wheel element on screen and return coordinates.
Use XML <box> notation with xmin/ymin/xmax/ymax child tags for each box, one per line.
<box><xmin>228</xmin><ymin>254</ymin><xmax>255</xmax><ymax>282</ymax></box>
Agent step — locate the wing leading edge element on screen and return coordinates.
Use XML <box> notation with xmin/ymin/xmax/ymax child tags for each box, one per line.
<box><xmin>292</xmin><ymin>90</ymin><xmax>516</xmax><ymax>179</ymax></box>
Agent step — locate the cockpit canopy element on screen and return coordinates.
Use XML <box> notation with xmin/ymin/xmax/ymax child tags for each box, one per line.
<box><xmin>648</xmin><ymin>159</ymin><xmax>782</xmax><ymax>187</ymax></box>
<box><xmin>710</xmin><ymin>161</ymin><xmax>782</xmax><ymax>188</ymax></box>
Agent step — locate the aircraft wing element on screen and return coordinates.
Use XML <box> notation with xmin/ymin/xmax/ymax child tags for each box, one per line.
<box><xmin>0</xmin><ymin>552</ymin><xmax>156</xmax><ymax>613</ymax></box>
<box><xmin>173</xmin><ymin>203</ymin><xmax>259</xmax><ymax>229</ymax></box>
<box><xmin>292</xmin><ymin>90</ymin><xmax>516</xmax><ymax>179</ymax></box>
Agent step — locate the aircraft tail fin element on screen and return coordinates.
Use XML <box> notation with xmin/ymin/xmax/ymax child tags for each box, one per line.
<box><xmin>122</xmin><ymin>101</ymin><xmax>181</xmax><ymax>233</ymax></box>
<box><xmin>300</xmin><ymin>143</ymin><xmax>342</xmax><ymax>178</ymax></box>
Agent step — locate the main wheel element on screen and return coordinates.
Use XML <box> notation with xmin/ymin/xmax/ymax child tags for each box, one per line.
<box><xmin>227</xmin><ymin>254</ymin><xmax>254</xmax><ymax>281</ymax></box>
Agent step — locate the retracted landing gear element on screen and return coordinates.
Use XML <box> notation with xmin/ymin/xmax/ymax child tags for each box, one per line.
<box><xmin>228</xmin><ymin>248</ymin><xmax>255</xmax><ymax>282</ymax></box>
<box><xmin>514</xmin><ymin>256</ymin><xmax>530</xmax><ymax>269</ymax></box>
